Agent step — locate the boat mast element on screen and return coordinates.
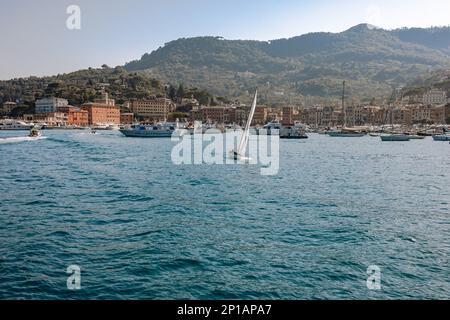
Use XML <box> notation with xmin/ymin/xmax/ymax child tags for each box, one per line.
<box><xmin>342</xmin><ymin>81</ymin><xmax>346</xmax><ymax>128</ymax></box>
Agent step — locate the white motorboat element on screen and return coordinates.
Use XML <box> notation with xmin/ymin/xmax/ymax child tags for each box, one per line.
<box><xmin>328</xmin><ymin>129</ymin><xmax>366</xmax><ymax>137</ymax></box>
<box><xmin>0</xmin><ymin>120</ymin><xmax>34</xmax><ymax>130</ymax></box>
<box><xmin>261</xmin><ymin>121</ymin><xmax>308</xmax><ymax>139</ymax></box>
<box><xmin>120</xmin><ymin>122</ymin><xmax>179</xmax><ymax>138</ymax></box>
<box><xmin>28</xmin><ymin>127</ymin><xmax>42</xmax><ymax>138</ymax></box>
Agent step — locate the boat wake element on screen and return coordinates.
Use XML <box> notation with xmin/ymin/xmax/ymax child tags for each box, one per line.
<box><xmin>0</xmin><ymin>136</ymin><xmax>47</xmax><ymax>145</ymax></box>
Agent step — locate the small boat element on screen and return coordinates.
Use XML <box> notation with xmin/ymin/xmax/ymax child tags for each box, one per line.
<box><xmin>328</xmin><ymin>130</ymin><xmax>366</xmax><ymax>138</ymax></box>
<box><xmin>281</xmin><ymin>123</ymin><xmax>308</xmax><ymax>139</ymax></box>
<box><xmin>432</xmin><ymin>135</ymin><xmax>450</xmax><ymax>141</ymax></box>
<box><xmin>107</xmin><ymin>124</ymin><xmax>120</xmax><ymax>131</ymax></box>
<box><xmin>262</xmin><ymin>121</ymin><xmax>308</xmax><ymax>139</ymax></box>
<box><xmin>28</xmin><ymin>127</ymin><xmax>42</xmax><ymax>138</ymax></box>
<box><xmin>91</xmin><ymin>124</ymin><xmax>110</xmax><ymax>131</ymax></box>
<box><xmin>408</xmin><ymin>135</ymin><xmax>426</xmax><ymax>140</ymax></box>
<box><xmin>282</xmin><ymin>134</ymin><xmax>308</xmax><ymax>140</ymax></box>
<box><xmin>369</xmin><ymin>133</ymin><xmax>380</xmax><ymax>137</ymax></box>
<box><xmin>91</xmin><ymin>129</ymin><xmax>97</xmax><ymax>135</ymax></box>
<box><xmin>380</xmin><ymin>134</ymin><xmax>410</xmax><ymax>142</ymax></box>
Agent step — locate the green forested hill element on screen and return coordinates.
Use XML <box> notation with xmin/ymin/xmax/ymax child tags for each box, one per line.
<box><xmin>124</xmin><ymin>24</ymin><xmax>450</xmax><ymax>102</ymax></box>
<box><xmin>0</xmin><ymin>67</ymin><xmax>168</xmax><ymax>107</ymax></box>
<box><xmin>403</xmin><ymin>69</ymin><xmax>450</xmax><ymax>97</ymax></box>
<box><xmin>0</xmin><ymin>66</ymin><xmax>219</xmax><ymax>113</ymax></box>
<box><xmin>2</xmin><ymin>24</ymin><xmax>450</xmax><ymax>108</ymax></box>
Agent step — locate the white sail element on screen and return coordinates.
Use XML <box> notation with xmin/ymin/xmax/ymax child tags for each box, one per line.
<box><xmin>236</xmin><ymin>90</ymin><xmax>258</xmax><ymax>158</ymax></box>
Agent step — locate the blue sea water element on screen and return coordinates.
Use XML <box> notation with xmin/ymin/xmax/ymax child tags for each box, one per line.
<box><xmin>0</xmin><ymin>130</ymin><xmax>449</xmax><ymax>300</ymax></box>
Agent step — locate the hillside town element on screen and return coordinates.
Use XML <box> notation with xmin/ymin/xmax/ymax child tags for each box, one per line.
<box><xmin>0</xmin><ymin>87</ymin><xmax>449</xmax><ymax>129</ymax></box>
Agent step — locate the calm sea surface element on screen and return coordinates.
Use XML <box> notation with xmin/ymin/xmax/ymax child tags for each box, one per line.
<box><xmin>0</xmin><ymin>130</ymin><xmax>449</xmax><ymax>299</ymax></box>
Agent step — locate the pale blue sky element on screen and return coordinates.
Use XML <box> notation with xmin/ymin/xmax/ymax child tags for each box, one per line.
<box><xmin>0</xmin><ymin>0</ymin><xmax>449</xmax><ymax>80</ymax></box>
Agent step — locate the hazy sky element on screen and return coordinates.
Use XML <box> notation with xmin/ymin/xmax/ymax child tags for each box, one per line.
<box><xmin>1</xmin><ymin>0</ymin><xmax>449</xmax><ymax>80</ymax></box>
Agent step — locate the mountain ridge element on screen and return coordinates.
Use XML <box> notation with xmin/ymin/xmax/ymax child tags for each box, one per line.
<box><xmin>124</xmin><ymin>25</ymin><xmax>450</xmax><ymax>102</ymax></box>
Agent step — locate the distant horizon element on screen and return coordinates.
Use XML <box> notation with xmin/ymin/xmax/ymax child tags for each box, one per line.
<box><xmin>1</xmin><ymin>0</ymin><xmax>450</xmax><ymax>80</ymax></box>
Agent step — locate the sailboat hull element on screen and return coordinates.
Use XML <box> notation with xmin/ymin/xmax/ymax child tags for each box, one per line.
<box><xmin>432</xmin><ymin>135</ymin><xmax>450</xmax><ymax>141</ymax></box>
<box><xmin>328</xmin><ymin>132</ymin><xmax>365</xmax><ymax>137</ymax></box>
<box><xmin>281</xmin><ymin>135</ymin><xmax>308</xmax><ymax>139</ymax></box>
<box><xmin>381</xmin><ymin>135</ymin><xmax>410</xmax><ymax>142</ymax></box>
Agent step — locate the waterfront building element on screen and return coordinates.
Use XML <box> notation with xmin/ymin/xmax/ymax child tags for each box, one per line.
<box><xmin>332</xmin><ymin>109</ymin><xmax>344</xmax><ymax>127</ymax></box>
<box><xmin>391</xmin><ymin>107</ymin><xmax>413</xmax><ymax>126</ymax></box>
<box><xmin>56</xmin><ymin>105</ymin><xmax>78</xmax><ymax>114</ymax></box>
<box><xmin>205</xmin><ymin>107</ymin><xmax>227</xmax><ymax>124</ymax></box>
<box><xmin>321</xmin><ymin>106</ymin><xmax>335</xmax><ymax>127</ymax></box>
<box><xmin>423</xmin><ymin>90</ymin><xmax>447</xmax><ymax>106</ymax></box>
<box><xmin>282</xmin><ymin>107</ymin><xmax>295</xmax><ymax>125</ymax></box>
<box><xmin>224</xmin><ymin>107</ymin><xmax>237</xmax><ymax>124</ymax></box>
<box><xmin>23</xmin><ymin>112</ymin><xmax>68</xmax><ymax>126</ymax></box>
<box><xmin>129</xmin><ymin>98</ymin><xmax>176</xmax><ymax>121</ymax></box>
<box><xmin>82</xmin><ymin>93</ymin><xmax>120</xmax><ymax>125</ymax></box>
<box><xmin>120</xmin><ymin>112</ymin><xmax>135</xmax><ymax>124</ymax></box>
<box><xmin>309</xmin><ymin>107</ymin><xmax>323</xmax><ymax>127</ymax></box>
<box><xmin>68</xmin><ymin>109</ymin><xmax>89</xmax><ymax>127</ymax></box>
<box><xmin>35</xmin><ymin>97</ymin><xmax>68</xmax><ymax>114</ymax></box>
<box><xmin>360</xmin><ymin>106</ymin><xmax>383</xmax><ymax>125</ymax></box>
<box><xmin>430</xmin><ymin>105</ymin><xmax>447</xmax><ymax>124</ymax></box>
<box><xmin>446</xmin><ymin>104</ymin><xmax>450</xmax><ymax>123</ymax></box>
<box><xmin>1</xmin><ymin>102</ymin><xmax>17</xmax><ymax>115</ymax></box>
<box><xmin>234</xmin><ymin>106</ymin><xmax>248</xmax><ymax>125</ymax></box>
<box><xmin>267</xmin><ymin>109</ymin><xmax>281</xmax><ymax>123</ymax></box>
<box><xmin>253</xmin><ymin>106</ymin><xmax>268</xmax><ymax>125</ymax></box>
<box><xmin>190</xmin><ymin>106</ymin><xmax>244</xmax><ymax>125</ymax></box>
<box><xmin>411</xmin><ymin>105</ymin><xmax>432</xmax><ymax>124</ymax></box>
<box><xmin>192</xmin><ymin>106</ymin><xmax>227</xmax><ymax>124</ymax></box>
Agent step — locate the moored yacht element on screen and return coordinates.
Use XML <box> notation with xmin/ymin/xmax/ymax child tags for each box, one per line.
<box><xmin>0</xmin><ymin>120</ymin><xmax>34</xmax><ymax>130</ymax></box>
<box><xmin>328</xmin><ymin>128</ymin><xmax>366</xmax><ymax>137</ymax></box>
<box><xmin>380</xmin><ymin>134</ymin><xmax>410</xmax><ymax>142</ymax></box>
<box><xmin>407</xmin><ymin>134</ymin><xmax>425</xmax><ymax>140</ymax></box>
<box><xmin>432</xmin><ymin>128</ymin><xmax>450</xmax><ymax>141</ymax></box>
<box><xmin>120</xmin><ymin>122</ymin><xmax>180</xmax><ymax>138</ymax></box>
<box><xmin>260</xmin><ymin>121</ymin><xmax>308</xmax><ymax>139</ymax></box>
<box><xmin>326</xmin><ymin>81</ymin><xmax>365</xmax><ymax>138</ymax></box>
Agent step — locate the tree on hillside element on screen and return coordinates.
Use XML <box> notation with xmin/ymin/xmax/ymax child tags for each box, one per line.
<box><xmin>167</xmin><ymin>112</ymin><xmax>189</xmax><ymax>121</ymax></box>
<box><xmin>177</xmin><ymin>84</ymin><xmax>185</xmax><ymax>102</ymax></box>
<box><xmin>10</xmin><ymin>105</ymin><xmax>34</xmax><ymax>117</ymax></box>
<box><xmin>168</xmin><ymin>85</ymin><xmax>176</xmax><ymax>101</ymax></box>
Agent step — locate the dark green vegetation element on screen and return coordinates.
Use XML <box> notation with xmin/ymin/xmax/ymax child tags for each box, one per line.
<box><xmin>0</xmin><ymin>66</ymin><xmax>219</xmax><ymax>113</ymax></box>
<box><xmin>0</xmin><ymin>66</ymin><xmax>166</xmax><ymax>108</ymax></box>
<box><xmin>125</xmin><ymin>24</ymin><xmax>450</xmax><ymax>103</ymax></box>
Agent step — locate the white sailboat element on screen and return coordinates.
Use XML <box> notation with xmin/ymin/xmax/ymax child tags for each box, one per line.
<box><xmin>231</xmin><ymin>90</ymin><xmax>258</xmax><ymax>161</ymax></box>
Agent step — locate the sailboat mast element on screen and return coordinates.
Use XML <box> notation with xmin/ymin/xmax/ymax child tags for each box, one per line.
<box><xmin>342</xmin><ymin>81</ymin><xmax>346</xmax><ymax>127</ymax></box>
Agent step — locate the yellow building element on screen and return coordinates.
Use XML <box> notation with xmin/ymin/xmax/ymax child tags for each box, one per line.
<box><xmin>129</xmin><ymin>98</ymin><xmax>176</xmax><ymax>121</ymax></box>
